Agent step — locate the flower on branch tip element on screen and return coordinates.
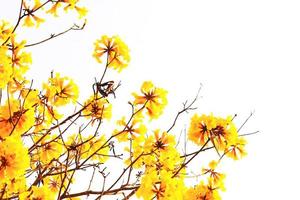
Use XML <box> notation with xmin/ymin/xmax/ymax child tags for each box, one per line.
<box><xmin>43</xmin><ymin>72</ymin><xmax>79</xmax><ymax>106</ymax></box>
<box><xmin>225</xmin><ymin>137</ymin><xmax>247</xmax><ymax>160</ymax></box>
<box><xmin>113</xmin><ymin>113</ymin><xmax>147</xmax><ymax>142</ymax></box>
<box><xmin>188</xmin><ymin>114</ymin><xmax>241</xmax><ymax>154</ymax></box>
<box><xmin>0</xmin><ymin>99</ymin><xmax>35</xmax><ymax>138</ymax></box>
<box><xmin>0</xmin><ymin>20</ymin><xmax>13</xmax><ymax>44</ymax></box>
<box><xmin>132</xmin><ymin>81</ymin><xmax>168</xmax><ymax>119</ymax></box>
<box><xmin>23</xmin><ymin>0</ymin><xmax>45</xmax><ymax>28</ymax></box>
<box><xmin>202</xmin><ymin>161</ymin><xmax>226</xmax><ymax>186</ymax></box>
<box><xmin>93</xmin><ymin>35</ymin><xmax>130</xmax><ymax>72</ymax></box>
<box><xmin>62</xmin><ymin>0</ymin><xmax>88</xmax><ymax>18</ymax></box>
<box><xmin>9</xmin><ymin>36</ymin><xmax>32</xmax><ymax>78</ymax></box>
<box><xmin>83</xmin><ymin>95</ymin><xmax>112</xmax><ymax>124</ymax></box>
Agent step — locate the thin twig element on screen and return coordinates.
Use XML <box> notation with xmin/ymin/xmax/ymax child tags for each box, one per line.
<box><xmin>25</xmin><ymin>22</ymin><xmax>86</xmax><ymax>47</ymax></box>
<box><xmin>238</xmin><ymin>111</ymin><xmax>254</xmax><ymax>132</ymax></box>
<box><xmin>167</xmin><ymin>84</ymin><xmax>202</xmax><ymax>133</ymax></box>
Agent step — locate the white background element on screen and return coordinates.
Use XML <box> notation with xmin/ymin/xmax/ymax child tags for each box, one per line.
<box><xmin>1</xmin><ymin>0</ymin><xmax>300</xmax><ymax>199</ymax></box>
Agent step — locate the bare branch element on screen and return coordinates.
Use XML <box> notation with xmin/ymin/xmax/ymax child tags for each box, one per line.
<box><xmin>167</xmin><ymin>84</ymin><xmax>202</xmax><ymax>133</ymax></box>
<box><xmin>25</xmin><ymin>22</ymin><xmax>86</xmax><ymax>48</ymax></box>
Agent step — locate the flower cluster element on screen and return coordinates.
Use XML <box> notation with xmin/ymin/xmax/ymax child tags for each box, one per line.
<box><xmin>188</xmin><ymin>114</ymin><xmax>247</xmax><ymax>160</ymax></box>
<box><xmin>93</xmin><ymin>35</ymin><xmax>131</xmax><ymax>72</ymax></box>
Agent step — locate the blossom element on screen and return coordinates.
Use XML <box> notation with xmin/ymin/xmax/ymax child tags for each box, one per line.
<box><xmin>19</xmin><ymin>185</ymin><xmax>55</xmax><ymax>200</ymax></box>
<box><xmin>0</xmin><ymin>20</ymin><xmax>13</xmax><ymax>44</ymax></box>
<box><xmin>132</xmin><ymin>81</ymin><xmax>168</xmax><ymax>119</ymax></box>
<box><xmin>0</xmin><ymin>46</ymin><xmax>12</xmax><ymax>89</ymax></box>
<box><xmin>23</xmin><ymin>0</ymin><xmax>45</xmax><ymax>27</ymax></box>
<box><xmin>0</xmin><ymin>176</ymin><xmax>27</xmax><ymax>198</ymax></box>
<box><xmin>202</xmin><ymin>161</ymin><xmax>225</xmax><ymax>185</ymax></box>
<box><xmin>136</xmin><ymin>169</ymin><xmax>185</xmax><ymax>200</ymax></box>
<box><xmin>43</xmin><ymin>73</ymin><xmax>79</xmax><ymax>106</ymax></box>
<box><xmin>93</xmin><ymin>35</ymin><xmax>130</xmax><ymax>72</ymax></box>
<box><xmin>62</xmin><ymin>0</ymin><xmax>88</xmax><ymax>18</ymax></box>
<box><xmin>225</xmin><ymin>137</ymin><xmax>247</xmax><ymax>160</ymax></box>
<box><xmin>113</xmin><ymin>113</ymin><xmax>147</xmax><ymax>142</ymax></box>
<box><xmin>83</xmin><ymin>95</ymin><xmax>112</xmax><ymax>124</ymax></box>
<box><xmin>188</xmin><ymin>114</ymin><xmax>240</xmax><ymax>153</ymax></box>
<box><xmin>34</xmin><ymin>135</ymin><xmax>63</xmax><ymax>164</ymax></box>
<box><xmin>47</xmin><ymin>0</ymin><xmax>88</xmax><ymax>18</ymax></box>
<box><xmin>0</xmin><ymin>136</ymin><xmax>30</xmax><ymax>186</ymax></box>
<box><xmin>81</xmin><ymin>135</ymin><xmax>110</xmax><ymax>162</ymax></box>
<box><xmin>143</xmin><ymin>130</ymin><xmax>182</xmax><ymax>173</ymax></box>
<box><xmin>184</xmin><ymin>181</ymin><xmax>221</xmax><ymax>200</ymax></box>
<box><xmin>10</xmin><ymin>36</ymin><xmax>32</xmax><ymax>69</ymax></box>
<box><xmin>0</xmin><ymin>99</ymin><xmax>35</xmax><ymax>138</ymax></box>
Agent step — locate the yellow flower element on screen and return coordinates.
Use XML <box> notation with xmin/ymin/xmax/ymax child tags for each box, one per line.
<box><xmin>23</xmin><ymin>0</ymin><xmax>45</xmax><ymax>27</ymax></box>
<box><xmin>132</xmin><ymin>81</ymin><xmax>168</xmax><ymax>119</ymax></box>
<box><xmin>10</xmin><ymin>36</ymin><xmax>32</xmax><ymax>69</ymax></box>
<box><xmin>62</xmin><ymin>0</ymin><xmax>88</xmax><ymax>18</ymax></box>
<box><xmin>202</xmin><ymin>161</ymin><xmax>225</xmax><ymax>186</ymax></box>
<box><xmin>225</xmin><ymin>137</ymin><xmax>247</xmax><ymax>160</ymax></box>
<box><xmin>43</xmin><ymin>173</ymin><xmax>72</xmax><ymax>195</ymax></box>
<box><xmin>93</xmin><ymin>35</ymin><xmax>130</xmax><ymax>72</ymax></box>
<box><xmin>33</xmin><ymin>135</ymin><xmax>63</xmax><ymax>164</ymax></box>
<box><xmin>83</xmin><ymin>95</ymin><xmax>112</xmax><ymax>124</ymax></box>
<box><xmin>65</xmin><ymin>133</ymin><xmax>85</xmax><ymax>160</ymax></box>
<box><xmin>0</xmin><ymin>136</ymin><xmax>30</xmax><ymax>186</ymax></box>
<box><xmin>142</xmin><ymin>130</ymin><xmax>182</xmax><ymax>173</ymax></box>
<box><xmin>152</xmin><ymin>130</ymin><xmax>175</xmax><ymax>152</ymax></box>
<box><xmin>33</xmin><ymin>103</ymin><xmax>62</xmax><ymax>132</ymax></box>
<box><xmin>0</xmin><ymin>46</ymin><xmax>12</xmax><ymax>89</ymax></box>
<box><xmin>184</xmin><ymin>181</ymin><xmax>221</xmax><ymax>200</ymax></box>
<box><xmin>47</xmin><ymin>1</ymin><xmax>62</xmax><ymax>17</ymax></box>
<box><xmin>136</xmin><ymin>169</ymin><xmax>185</xmax><ymax>200</ymax></box>
<box><xmin>1</xmin><ymin>176</ymin><xmax>27</xmax><ymax>198</ymax></box>
<box><xmin>0</xmin><ymin>99</ymin><xmax>35</xmax><ymax>138</ymax></box>
<box><xmin>188</xmin><ymin>114</ymin><xmax>239</xmax><ymax>152</ymax></box>
<box><xmin>44</xmin><ymin>176</ymin><xmax>61</xmax><ymax>194</ymax></box>
<box><xmin>188</xmin><ymin>114</ymin><xmax>215</xmax><ymax>146</ymax></box>
<box><xmin>19</xmin><ymin>185</ymin><xmax>55</xmax><ymax>200</ymax></box>
<box><xmin>81</xmin><ymin>135</ymin><xmax>110</xmax><ymax>163</ymax></box>
<box><xmin>0</xmin><ymin>20</ymin><xmax>13</xmax><ymax>44</ymax></box>
<box><xmin>113</xmin><ymin>113</ymin><xmax>147</xmax><ymax>142</ymax></box>
<box><xmin>43</xmin><ymin>73</ymin><xmax>79</xmax><ymax>106</ymax></box>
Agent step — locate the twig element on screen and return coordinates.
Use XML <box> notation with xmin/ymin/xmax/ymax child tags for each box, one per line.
<box><xmin>25</xmin><ymin>22</ymin><xmax>86</xmax><ymax>47</ymax></box>
<box><xmin>239</xmin><ymin>130</ymin><xmax>259</xmax><ymax>137</ymax></box>
<box><xmin>167</xmin><ymin>84</ymin><xmax>202</xmax><ymax>133</ymax></box>
<box><xmin>172</xmin><ymin>139</ymin><xmax>210</xmax><ymax>178</ymax></box>
<box><xmin>238</xmin><ymin>111</ymin><xmax>254</xmax><ymax>132</ymax></box>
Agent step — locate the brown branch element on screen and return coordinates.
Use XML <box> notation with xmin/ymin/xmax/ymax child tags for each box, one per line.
<box><xmin>1</xmin><ymin>0</ymin><xmax>24</xmax><ymax>46</ymax></box>
<box><xmin>238</xmin><ymin>111</ymin><xmax>254</xmax><ymax>132</ymax></box>
<box><xmin>180</xmin><ymin>146</ymin><xmax>215</xmax><ymax>158</ymax></box>
<box><xmin>172</xmin><ymin>139</ymin><xmax>210</xmax><ymax>178</ymax></box>
<box><xmin>78</xmin><ymin>100</ymin><xmax>148</xmax><ymax>168</ymax></box>
<box><xmin>25</xmin><ymin>22</ymin><xmax>86</xmax><ymax>48</ymax></box>
<box><xmin>0</xmin><ymin>184</ymin><xmax>7</xmax><ymax>199</ymax></box>
<box><xmin>106</xmin><ymin>151</ymin><xmax>151</xmax><ymax>192</ymax></box>
<box><xmin>239</xmin><ymin>130</ymin><xmax>259</xmax><ymax>136</ymax></box>
<box><xmin>61</xmin><ymin>186</ymin><xmax>140</xmax><ymax>199</ymax></box>
<box><xmin>167</xmin><ymin>84</ymin><xmax>202</xmax><ymax>133</ymax></box>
